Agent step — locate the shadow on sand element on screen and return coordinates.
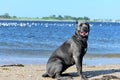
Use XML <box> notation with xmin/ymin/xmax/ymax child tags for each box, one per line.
<box><xmin>63</xmin><ymin>69</ymin><xmax>120</xmax><ymax>80</ymax></box>
<box><xmin>84</xmin><ymin>69</ymin><xmax>120</xmax><ymax>78</ymax></box>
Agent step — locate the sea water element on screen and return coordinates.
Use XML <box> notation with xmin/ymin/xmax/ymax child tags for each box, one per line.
<box><xmin>0</xmin><ymin>20</ymin><xmax>120</xmax><ymax>65</ymax></box>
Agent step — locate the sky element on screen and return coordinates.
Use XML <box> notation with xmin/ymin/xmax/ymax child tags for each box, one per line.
<box><xmin>0</xmin><ymin>0</ymin><xmax>120</xmax><ymax>20</ymax></box>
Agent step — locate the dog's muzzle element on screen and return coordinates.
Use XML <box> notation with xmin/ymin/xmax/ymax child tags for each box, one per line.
<box><xmin>80</xmin><ymin>32</ymin><xmax>88</xmax><ymax>36</ymax></box>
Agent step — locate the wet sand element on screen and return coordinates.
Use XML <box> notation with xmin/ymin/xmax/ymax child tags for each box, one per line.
<box><xmin>0</xmin><ymin>64</ymin><xmax>120</xmax><ymax>80</ymax></box>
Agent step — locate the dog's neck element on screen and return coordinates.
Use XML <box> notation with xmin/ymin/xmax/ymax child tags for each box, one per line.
<box><xmin>73</xmin><ymin>34</ymin><xmax>88</xmax><ymax>48</ymax></box>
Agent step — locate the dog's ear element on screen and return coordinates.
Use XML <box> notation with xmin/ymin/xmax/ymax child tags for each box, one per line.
<box><xmin>84</xmin><ymin>22</ymin><xmax>90</xmax><ymax>29</ymax></box>
<box><xmin>76</xmin><ymin>21</ymin><xmax>81</xmax><ymax>30</ymax></box>
<box><xmin>75</xmin><ymin>21</ymin><xmax>80</xmax><ymax>36</ymax></box>
<box><xmin>76</xmin><ymin>20</ymin><xmax>78</xmax><ymax>24</ymax></box>
<box><xmin>76</xmin><ymin>20</ymin><xmax>80</xmax><ymax>29</ymax></box>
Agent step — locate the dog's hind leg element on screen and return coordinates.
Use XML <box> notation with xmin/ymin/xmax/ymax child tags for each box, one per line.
<box><xmin>55</xmin><ymin>68</ymin><xmax>73</xmax><ymax>80</ymax></box>
<box><xmin>54</xmin><ymin>64</ymin><xmax>63</xmax><ymax>79</ymax></box>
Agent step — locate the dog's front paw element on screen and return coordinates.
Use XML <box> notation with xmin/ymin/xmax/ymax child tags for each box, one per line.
<box><xmin>81</xmin><ymin>75</ymin><xmax>88</xmax><ymax>80</ymax></box>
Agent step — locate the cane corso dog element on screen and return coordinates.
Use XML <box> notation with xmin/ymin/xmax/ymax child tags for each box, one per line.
<box><xmin>42</xmin><ymin>21</ymin><xmax>90</xmax><ymax>80</ymax></box>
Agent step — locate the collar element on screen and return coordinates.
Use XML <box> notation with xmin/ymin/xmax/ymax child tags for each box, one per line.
<box><xmin>73</xmin><ymin>35</ymin><xmax>87</xmax><ymax>48</ymax></box>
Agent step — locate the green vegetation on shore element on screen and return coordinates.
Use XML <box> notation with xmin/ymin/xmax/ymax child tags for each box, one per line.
<box><xmin>0</xmin><ymin>13</ymin><xmax>90</xmax><ymax>21</ymax></box>
<box><xmin>0</xmin><ymin>13</ymin><xmax>120</xmax><ymax>22</ymax></box>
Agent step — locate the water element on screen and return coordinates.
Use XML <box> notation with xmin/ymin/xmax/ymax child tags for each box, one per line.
<box><xmin>0</xmin><ymin>20</ymin><xmax>120</xmax><ymax>65</ymax></box>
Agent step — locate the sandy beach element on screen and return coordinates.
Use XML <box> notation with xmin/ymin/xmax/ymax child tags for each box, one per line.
<box><xmin>0</xmin><ymin>64</ymin><xmax>120</xmax><ymax>80</ymax></box>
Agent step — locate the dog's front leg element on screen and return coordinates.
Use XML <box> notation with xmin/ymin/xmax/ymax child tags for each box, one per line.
<box><xmin>73</xmin><ymin>55</ymin><xmax>87</xmax><ymax>80</ymax></box>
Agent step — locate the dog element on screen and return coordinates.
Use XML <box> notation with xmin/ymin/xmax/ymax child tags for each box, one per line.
<box><xmin>42</xmin><ymin>21</ymin><xmax>90</xmax><ymax>80</ymax></box>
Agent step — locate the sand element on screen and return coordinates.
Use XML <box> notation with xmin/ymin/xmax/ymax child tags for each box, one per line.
<box><xmin>0</xmin><ymin>64</ymin><xmax>120</xmax><ymax>80</ymax></box>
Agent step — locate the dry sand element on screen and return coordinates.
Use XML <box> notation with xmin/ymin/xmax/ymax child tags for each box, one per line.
<box><xmin>0</xmin><ymin>64</ymin><xmax>120</xmax><ymax>80</ymax></box>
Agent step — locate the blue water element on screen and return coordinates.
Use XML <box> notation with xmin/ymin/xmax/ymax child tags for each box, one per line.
<box><xmin>0</xmin><ymin>20</ymin><xmax>120</xmax><ymax>65</ymax></box>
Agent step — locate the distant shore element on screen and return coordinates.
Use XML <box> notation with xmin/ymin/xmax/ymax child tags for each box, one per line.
<box><xmin>0</xmin><ymin>18</ymin><xmax>118</xmax><ymax>22</ymax></box>
<box><xmin>0</xmin><ymin>18</ymin><xmax>80</xmax><ymax>22</ymax></box>
<box><xmin>0</xmin><ymin>64</ymin><xmax>120</xmax><ymax>80</ymax></box>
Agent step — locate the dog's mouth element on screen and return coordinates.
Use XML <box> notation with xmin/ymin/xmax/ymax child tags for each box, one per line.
<box><xmin>80</xmin><ymin>32</ymin><xmax>88</xmax><ymax>36</ymax></box>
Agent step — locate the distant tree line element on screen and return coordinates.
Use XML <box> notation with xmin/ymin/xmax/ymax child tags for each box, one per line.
<box><xmin>0</xmin><ymin>13</ymin><xmax>11</xmax><ymax>18</ymax></box>
<box><xmin>1</xmin><ymin>13</ymin><xmax>119</xmax><ymax>22</ymax></box>
<box><xmin>42</xmin><ymin>15</ymin><xmax>90</xmax><ymax>21</ymax></box>
<box><xmin>0</xmin><ymin>13</ymin><xmax>90</xmax><ymax>21</ymax></box>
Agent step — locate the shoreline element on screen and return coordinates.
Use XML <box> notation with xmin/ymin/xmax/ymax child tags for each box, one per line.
<box><xmin>0</xmin><ymin>64</ymin><xmax>120</xmax><ymax>80</ymax></box>
<box><xmin>0</xmin><ymin>48</ymin><xmax>120</xmax><ymax>67</ymax></box>
<box><xmin>0</xmin><ymin>55</ymin><xmax>120</xmax><ymax>66</ymax></box>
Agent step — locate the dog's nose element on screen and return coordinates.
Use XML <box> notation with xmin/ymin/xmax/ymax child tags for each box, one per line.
<box><xmin>83</xmin><ymin>26</ymin><xmax>88</xmax><ymax>32</ymax></box>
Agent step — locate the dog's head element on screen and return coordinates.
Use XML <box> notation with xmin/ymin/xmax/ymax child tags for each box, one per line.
<box><xmin>75</xmin><ymin>21</ymin><xmax>90</xmax><ymax>38</ymax></box>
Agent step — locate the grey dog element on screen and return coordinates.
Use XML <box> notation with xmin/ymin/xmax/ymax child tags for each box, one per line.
<box><xmin>42</xmin><ymin>21</ymin><xmax>90</xmax><ymax>80</ymax></box>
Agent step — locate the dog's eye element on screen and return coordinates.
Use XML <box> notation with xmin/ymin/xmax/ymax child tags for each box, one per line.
<box><xmin>78</xmin><ymin>30</ymin><xmax>81</xmax><ymax>32</ymax></box>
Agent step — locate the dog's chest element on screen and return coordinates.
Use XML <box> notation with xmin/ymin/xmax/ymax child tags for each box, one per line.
<box><xmin>77</xmin><ymin>40</ymin><xmax>87</xmax><ymax>48</ymax></box>
<box><xmin>75</xmin><ymin>40</ymin><xmax>88</xmax><ymax>54</ymax></box>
